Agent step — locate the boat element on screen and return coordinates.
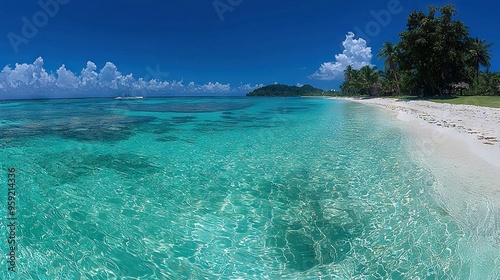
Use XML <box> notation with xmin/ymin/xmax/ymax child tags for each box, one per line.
<box><xmin>114</xmin><ymin>94</ymin><xmax>144</xmax><ymax>100</ymax></box>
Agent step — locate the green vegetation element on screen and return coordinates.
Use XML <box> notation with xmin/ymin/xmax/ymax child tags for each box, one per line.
<box><xmin>341</xmin><ymin>65</ymin><xmax>381</xmax><ymax>96</ymax></box>
<box><xmin>339</xmin><ymin>4</ymin><xmax>499</xmax><ymax>98</ymax></box>
<box><xmin>421</xmin><ymin>96</ymin><xmax>500</xmax><ymax>108</ymax></box>
<box><xmin>246</xmin><ymin>84</ymin><xmax>331</xmax><ymax>97</ymax></box>
<box><xmin>398</xmin><ymin>5</ymin><xmax>470</xmax><ymax>96</ymax></box>
<box><xmin>378</xmin><ymin>42</ymin><xmax>400</xmax><ymax>95</ymax></box>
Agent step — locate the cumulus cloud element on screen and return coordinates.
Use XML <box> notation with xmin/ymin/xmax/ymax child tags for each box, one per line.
<box><xmin>237</xmin><ymin>83</ymin><xmax>265</xmax><ymax>92</ymax></box>
<box><xmin>1</xmin><ymin>57</ymin><xmax>55</xmax><ymax>88</ymax></box>
<box><xmin>310</xmin><ymin>32</ymin><xmax>373</xmax><ymax>81</ymax></box>
<box><xmin>56</xmin><ymin>65</ymin><xmax>80</xmax><ymax>88</ymax></box>
<box><xmin>0</xmin><ymin>57</ymin><xmax>264</xmax><ymax>99</ymax></box>
<box><xmin>198</xmin><ymin>82</ymin><xmax>231</xmax><ymax>93</ymax></box>
<box><xmin>98</xmin><ymin>62</ymin><xmax>121</xmax><ymax>89</ymax></box>
<box><xmin>81</xmin><ymin>61</ymin><xmax>99</xmax><ymax>86</ymax></box>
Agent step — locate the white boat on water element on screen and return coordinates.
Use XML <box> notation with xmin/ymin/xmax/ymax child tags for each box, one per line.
<box><xmin>115</xmin><ymin>95</ymin><xmax>144</xmax><ymax>100</ymax></box>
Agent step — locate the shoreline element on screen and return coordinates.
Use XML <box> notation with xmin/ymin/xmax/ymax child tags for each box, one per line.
<box><xmin>340</xmin><ymin>97</ymin><xmax>500</xmax><ymax>241</ymax></box>
<box><xmin>345</xmin><ymin>97</ymin><xmax>500</xmax><ymax>166</ymax></box>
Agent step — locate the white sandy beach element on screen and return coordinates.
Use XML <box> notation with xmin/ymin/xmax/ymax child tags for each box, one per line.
<box><xmin>342</xmin><ymin>97</ymin><xmax>500</xmax><ymax>244</ymax></box>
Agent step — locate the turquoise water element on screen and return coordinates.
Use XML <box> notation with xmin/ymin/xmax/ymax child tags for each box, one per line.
<box><xmin>0</xmin><ymin>97</ymin><xmax>497</xmax><ymax>279</ymax></box>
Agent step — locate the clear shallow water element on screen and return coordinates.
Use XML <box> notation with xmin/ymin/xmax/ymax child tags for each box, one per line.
<box><xmin>0</xmin><ymin>97</ymin><xmax>497</xmax><ymax>279</ymax></box>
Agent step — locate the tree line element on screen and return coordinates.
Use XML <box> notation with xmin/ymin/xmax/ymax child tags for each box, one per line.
<box><xmin>247</xmin><ymin>84</ymin><xmax>331</xmax><ymax>97</ymax></box>
<box><xmin>339</xmin><ymin>5</ymin><xmax>499</xmax><ymax>97</ymax></box>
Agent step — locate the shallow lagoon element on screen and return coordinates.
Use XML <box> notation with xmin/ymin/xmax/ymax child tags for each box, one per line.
<box><xmin>0</xmin><ymin>97</ymin><xmax>498</xmax><ymax>279</ymax></box>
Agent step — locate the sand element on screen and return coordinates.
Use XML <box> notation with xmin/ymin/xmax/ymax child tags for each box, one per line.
<box><xmin>339</xmin><ymin>97</ymin><xmax>500</xmax><ymax>242</ymax></box>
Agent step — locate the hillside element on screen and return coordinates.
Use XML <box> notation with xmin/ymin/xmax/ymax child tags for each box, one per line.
<box><xmin>246</xmin><ymin>84</ymin><xmax>328</xmax><ymax>97</ymax></box>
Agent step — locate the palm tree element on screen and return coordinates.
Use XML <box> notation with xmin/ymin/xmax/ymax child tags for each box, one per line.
<box><xmin>468</xmin><ymin>37</ymin><xmax>493</xmax><ymax>83</ymax></box>
<box><xmin>344</xmin><ymin>65</ymin><xmax>354</xmax><ymax>82</ymax></box>
<box><xmin>349</xmin><ymin>70</ymin><xmax>362</xmax><ymax>95</ymax></box>
<box><xmin>379</xmin><ymin>69</ymin><xmax>396</xmax><ymax>95</ymax></box>
<box><xmin>378</xmin><ymin>42</ymin><xmax>401</xmax><ymax>95</ymax></box>
<box><xmin>359</xmin><ymin>66</ymin><xmax>380</xmax><ymax>96</ymax></box>
<box><xmin>342</xmin><ymin>65</ymin><xmax>360</xmax><ymax>95</ymax></box>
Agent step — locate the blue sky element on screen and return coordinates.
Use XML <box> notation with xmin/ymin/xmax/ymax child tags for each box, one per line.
<box><xmin>0</xmin><ymin>0</ymin><xmax>499</xmax><ymax>98</ymax></box>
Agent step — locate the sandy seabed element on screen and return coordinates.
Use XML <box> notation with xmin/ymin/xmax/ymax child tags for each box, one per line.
<box><xmin>339</xmin><ymin>97</ymin><xmax>500</xmax><ymax>246</ymax></box>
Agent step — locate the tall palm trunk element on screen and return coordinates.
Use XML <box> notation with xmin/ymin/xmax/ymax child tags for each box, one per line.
<box><xmin>476</xmin><ymin>62</ymin><xmax>480</xmax><ymax>84</ymax></box>
<box><xmin>390</xmin><ymin>62</ymin><xmax>401</xmax><ymax>95</ymax></box>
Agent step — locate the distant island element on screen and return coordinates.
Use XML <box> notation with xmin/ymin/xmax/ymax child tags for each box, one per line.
<box><xmin>246</xmin><ymin>84</ymin><xmax>334</xmax><ymax>97</ymax></box>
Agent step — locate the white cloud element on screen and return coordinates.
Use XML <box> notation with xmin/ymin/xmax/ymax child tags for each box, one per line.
<box><xmin>98</xmin><ymin>62</ymin><xmax>121</xmax><ymax>89</ymax></box>
<box><xmin>198</xmin><ymin>82</ymin><xmax>231</xmax><ymax>93</ymax></box>
<box><xmin>0</xmin><ymin>57</ymin><xmax>55</xmax><ymax>88</ymax></box>
<box><xmin>0</xmin><ymin>57</ymin><xmax>263</xmax><ymax>98</ymax></box>
<box><xmin>81</xmin><ymin>61</ymin><xmax>98</xmax><ymax>86</ymax></box>
<box><xmin>56</xmin><ymin>65</ymin><xmax>80</xmax><ymax>88</ymax></box>
<box><xmin>310</xmin><ymin>32</ymin><xmax>373</xmax><ymax>81</ymax></box>
<box><xmin>236</xmin><ymin>83</ymin><xmax>265</xmax><ymax>92</ymax></box>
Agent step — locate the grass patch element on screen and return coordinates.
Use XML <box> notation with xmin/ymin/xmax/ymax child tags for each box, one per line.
<box><xmin>395</xmin><ymin>96</ymin><xmax>500</xmax><ymax>108</ymax></box>
<box><xmin>427</xmin><ymin>96</ymin><xmax>500</xmax><ymax>108</ymax></box>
